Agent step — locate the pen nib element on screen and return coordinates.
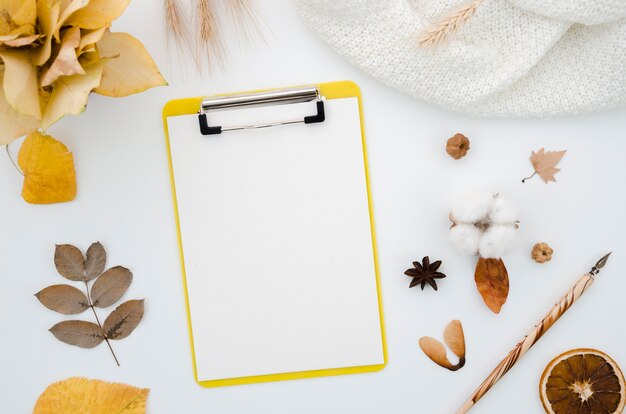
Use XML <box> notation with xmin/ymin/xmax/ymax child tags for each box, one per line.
<box><xmin>591</xmin><ymin>252</ymin><xmax>612</xmax><ymax>275</ymax></box>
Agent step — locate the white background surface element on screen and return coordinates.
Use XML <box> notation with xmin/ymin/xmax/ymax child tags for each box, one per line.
<box><xmin>1</xmin><ymin>0</ymin><xmax>625</xmax><ymax>413</ymax></box>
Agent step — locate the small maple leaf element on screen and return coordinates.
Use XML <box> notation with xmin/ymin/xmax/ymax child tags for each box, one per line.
<box><xmin>522</xmin><ymin>148</ymin><xmax>567</xmax><ymax>183</ymax></box>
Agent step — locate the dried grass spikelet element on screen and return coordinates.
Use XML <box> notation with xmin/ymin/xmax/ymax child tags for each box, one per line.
<box><xmin>225</xmin><ymin>0</ymin><xmax>265</xmax><ymax>43</ymax></box>
<box><xmin>196</xmin><ymin>0</ymin><xmax>225</xmax><ymax>70</ymax></box>
<box><xmin>418</xmin><ymin>0</ymin><xmax>483</xmax><ymax>48</ymax></box>
<box><xmin>164</xmin><ymin>0</ymin><xmax>194</xmax><ymax>58</ymax></box>
<box><xmin>419</xmin><ymin>320</ymin><xmax>466</xmax><ymax>371</ymax></box>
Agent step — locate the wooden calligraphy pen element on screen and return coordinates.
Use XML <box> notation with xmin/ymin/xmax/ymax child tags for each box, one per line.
<box><xmin>457</xmin><ymin>253</ymin><xmax>612</xmax><ymax>414</ymax></box>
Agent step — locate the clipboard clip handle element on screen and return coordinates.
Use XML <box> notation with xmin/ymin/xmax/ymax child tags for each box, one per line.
<box><xmin>198</xmin><ymin>87</ymin><xmax>325</xmax><ymax>135</ymax></box>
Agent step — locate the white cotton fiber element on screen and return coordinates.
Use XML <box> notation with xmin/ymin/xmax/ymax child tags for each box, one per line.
<box><xmin>449</xmin><ymin>224</ymin><xmax>481</xmax><ymax>256</ymax></box>
<box><xmin>451</xmin><ymin>192</ymin><xmax>494</xmax><ymax>223</ymax></box>
<box><xmin>478</xmin><ymin>225</ymin><xmax>517</xmax><ymax>259</ymax></box>
<box><xmin>490</xmin><ymin>196</ymin><xmax>519</xmax><ymax>225</ymax></box>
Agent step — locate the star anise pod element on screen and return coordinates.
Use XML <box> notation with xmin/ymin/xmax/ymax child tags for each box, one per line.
<box><xmin>405</xmin><ymin>256</ymin><xmax>446</xmax><ymax>290</ymax></box>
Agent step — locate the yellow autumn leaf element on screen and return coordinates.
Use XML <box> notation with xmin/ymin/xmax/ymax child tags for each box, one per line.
<box><xmin>33</xmin><ymin>0</ymin><xmax>61</xmax><ymax>65</ymax></box>
<box><xmin>78</xmin><ymin>26</ymin><xmax>107</xmax><ymax>54</ymax></box>
<box><xmin>0</xmin><ymin>67</ymin><xmax>38</xmax><ymax>144</ymax></box>
<box><xmin>41</xmin><ymin>60</ymin><xmax>105</xmax><ymax>130</ymax></box>
<box><xmin>33</xmin><ymin>377</ymin><xmax>149</xmax><ymax>414</ymax></box>
<box><xmin>40</xmin><ymin>26</ymin><xmax>85</xmax><ymax>87</ymax></box>
<box><xmin>66</xmin><ymin>0</ymin><xmax>131</xmax><ymax>29</ymax></box>
<box><xmin>1</xmin><ymin>0</ymin><xmax>37</xmax><ymax>26</ymax></box>
<box><xmin>0</xmin><ymin>49</ymin><xmax>41</xmax><ymax>118</ymax></box>
<box><xmin>95</xmin><ymin>31</ymin><xmax>167</xmax><ymax>97</ymax></box>
<box><xmin>18</xmin><ymin>131</ymin><xmax>76</xmax><ymax>204</ymax></box>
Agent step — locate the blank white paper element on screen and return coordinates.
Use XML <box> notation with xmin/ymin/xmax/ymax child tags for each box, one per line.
<box><xmin>167</xmin><ymin>97</ymin><xmax>384</xmax><ymax>382</ymax></box>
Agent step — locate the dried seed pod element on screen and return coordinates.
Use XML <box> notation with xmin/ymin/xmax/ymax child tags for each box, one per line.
<box><xmin>532</xmin><ymin>242</ymin><xmax>553</xmax><ymax>263</ymax></box>
<box><xmin>446</xmin><ymin>133</ymin><xmax>470</xmax><ymax>160</ymax></box>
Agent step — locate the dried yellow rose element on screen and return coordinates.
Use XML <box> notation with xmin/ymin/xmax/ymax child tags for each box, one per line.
<box><xmin>0</xmin><ymin>0</ymin><xmax>167</xmax><ymax>144</ymax></box>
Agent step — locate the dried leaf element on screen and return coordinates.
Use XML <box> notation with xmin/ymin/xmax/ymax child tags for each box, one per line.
<box><xmin>49</xmin><ymin>320</ymin><xmax>104</xmax><ymax>348</ymax></box>
<box><xmin>419</xmin><ymin>337</ymin><xmax>454</xmax><ymax>370</ymax></box>
<box><xmin>78</xmin><ymin>27</ymin><xmax>107</xmax><ymax>53</ymax></box>
<box><xmin>55</xmin><ymin>0</ymin><xmax>90</xmax><ymax>37</ymax></box>
<box><xmin>474</xmin><ymin>257</ymin><xmax>509</xmax><ymax>314</ymax></box>
<box><xmin>528</xmin><ymin>148</ymin><xmax>567</xmax><ymax>183</ymax></box>
<box><xmin>91</xmin><ymin>266</ymin><xmax>132</xmax><ymax>308</ymax></box>
<box><xmin>2</xmin><ymin>33</ymin><xmax>40</xmax><ymax>47</ymax></box>
<box><xmin>41</xmin><ymin>60</ymin><xmax>105</xmax><ymax>130</ymax></box>
<box><xmin>40</xmin><ymin>26</ymin><xmax>85</xmax><ymax>87</ymax></box>
<box><xmin>65</xmin><ymin>0</ymin><xmax>131</xmax><ymax>29</ymax></box>
<box><xmin>54</xmin><ymin>244</ymin><xmax>85</xmax><ymax>281</ymax></box>
<box><xmin>0</xmin><ymin>49</ymin><xmax>41</xmax><ymax>118</ymax></box>
<box><xmin>94</xmin><ymin>31</ymin><xmax>167</xmax><ymax>97</ymax></box>
<box><xmin>443</xmin><ymin>320</ymin><xmax>465</xmax><ymax>359</ymax></box>
<box><xmin>85</xmin><ymin>241</ymin><xmax>106</xmax><ymax>281</ymax></box>
<box><xmin>18</xmin><ymin>131</ymin><xmax>77</xmax><ymax>204</ymax></box>
<box><xmin>36</xmin><ymin>284</ymin><xmax>89</xmax><ymax>314</ymax></box>
<box><xmin>33</xmin><ymin>377</ymin><xmax>149</xmax><ymax>414</ymax></box>
<box><xmin>33</xmin><ymin>0</ymin><xmax>61</xmax><ymax>65</ymax></box>
<box><xmin>0</xmin><ymin>67</ymin><xmax>38</xmax><ymax>144</ymax></box>
<box><xmin>103</xmin><ymin>299</ymin><xmax>144</xmax><ymax>340</ymax></box>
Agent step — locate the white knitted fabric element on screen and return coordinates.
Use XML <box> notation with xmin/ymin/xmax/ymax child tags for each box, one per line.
<box><xmin>294</xmin><ymin>0</ymin><xmax>626</xmax><ymax>117</ymax></box>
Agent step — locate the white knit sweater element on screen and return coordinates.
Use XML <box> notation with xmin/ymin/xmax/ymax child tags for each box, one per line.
<box><xmin>294</xmin><ymin>0</ymin><xmax>626</xmax><ymax>117</ymax></box>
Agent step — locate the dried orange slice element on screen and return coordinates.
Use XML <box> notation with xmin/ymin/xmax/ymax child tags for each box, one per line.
<box><xmin>540</xmin><ymin>349</ymin><xmax>625</xmax><ymax>414</ymax></box>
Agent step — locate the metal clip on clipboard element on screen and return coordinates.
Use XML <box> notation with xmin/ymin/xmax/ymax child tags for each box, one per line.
<box><xmin>198</xmin><ymin>86</ymin><xmax>326</xmax><ymax>135</ymax></box>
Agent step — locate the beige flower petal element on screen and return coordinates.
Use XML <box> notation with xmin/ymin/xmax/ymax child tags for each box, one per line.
<box><xmin>78</xmin><ymin>26</ymin><xmax>106</xmax><ymax>53</ymax></box>
<box><xmin>40</xmin><ymin>27</ymin><xmax>85</xmax><ymax>87</ymax></box>
<box><xmin>66</xmin><ymin>0</ymin><xmax>130</xmax><ymax>29</ymax></box>
<box><xmin>1</xmin><ymin>0</ymin><xmax>37</xmax><ymax>26</ymax></box>
<box><xmin>0</xmin><ymin>49</ymin><xmax>41</xmax><ymax>118</ymax></box>
<box><xmin>41</xmin><ymin>60</ymin><xmax>105</xmax><ymax>130</ymax></box>
<box><xmin>33</xmin><ymin>0</ymin><xmax>61</xmax><ymax>65</ymax></box>
<box><xmin>1</xmin><ymin>33</ymin><xmax>40</xmax><ymax>47</ymax></box>
<box><xmin>94</xmin><ymin>31</ymin><xmax>166</xmax><ymax>97</ymax></box>
<box><xmin>0</xmin><ymin>67</ymin><xmax>39</xmax><ymax>144</ymax></box>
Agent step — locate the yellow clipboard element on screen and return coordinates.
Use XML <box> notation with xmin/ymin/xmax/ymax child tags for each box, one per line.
<box><xmin>162</xmin><ymin>81</ymin><xmax>387</xmax><ymax>387</ymax></box>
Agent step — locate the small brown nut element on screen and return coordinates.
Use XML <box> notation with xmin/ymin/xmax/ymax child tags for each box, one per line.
<box><xmin>446</xmin><ymin>133</ymin><xmax>470</xmax><ymax>160</ymax></box>
<box><xmin>532</xmin><ymin>243</ymin><xmax>553</xmax><ymax>263</ymax></box>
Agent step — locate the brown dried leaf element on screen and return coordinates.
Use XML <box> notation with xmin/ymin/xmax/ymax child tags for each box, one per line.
<box><xmin>40</xmin><ymin>26</ymin><xmax>85</xmax><ymax>87</ymax></box>
<box><xmin>91</xmin><ymin>266</ymin><xmax>132</xmax><ymax>308</ymax></box>
<box><xmin>103</xmin><ymin>299</ymin><xmax>144</xmax><ymax>340</ymax></box>
<box><xmin>529</xmin><ymin>148</ymin><xmax>567</xmax><ymax>183</ymax></box>
<box><xmin>419</xmin><ymin>337</ymin><xmax>454</xmax><ymax>370</ymax></box>
<box><xmin>36</xmin><ymin>284</ymin><xmax>89</xmax><ymax>314</ymax></box>
<box><xmin>54</xmin><ymin>244</ymin><xmax>85</xmax><ymax>281</ymax></box>
<box><xmin>85</xmin><ymin>242</ymin><xmax>106</xmax><ymax>281</ymax></box>
<box><xmin>49</xmin><ymin>320</ymin><xmax>104</xmax><ymax>348</ymax></box>
<box><xmin>474</xmin><ymin>257</ymin><xmax>509</xmax><ymax>314</ymax></box>
<box><xmin>444</xmin><ymin>320</ymin><xmax>465</xmax><ymax>359</ymax></box>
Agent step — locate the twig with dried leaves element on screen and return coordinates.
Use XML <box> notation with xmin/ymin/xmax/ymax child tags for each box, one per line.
<box><xmin>418</xmin><ymin>0</ymin><xmax>483</xmax><ymax>48</ymax></box>
<box><xmin>36</xmin><ymin>242</ymin><xmax>144</xmax><ymax>366</ymax></box>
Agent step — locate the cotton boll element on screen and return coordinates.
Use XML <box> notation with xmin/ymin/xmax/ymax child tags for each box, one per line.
<box><xmin>450</xmin><ymin>224</ymin><xmax>481</xmax><ymax>255</ymax></box>
<box><xmin>451</xmin><ymin>191</ymin><xmax>494</xmax><ymax>223</ymax></box>
<box><xmin>490</xmin><ymin>196</ymin><xmax>519</xmax><ymax>225</ymax></box>
<box><xmin>478</xmin><ymin>225</ymin><xmax>517</xmax><ymax>258</ymax></box>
